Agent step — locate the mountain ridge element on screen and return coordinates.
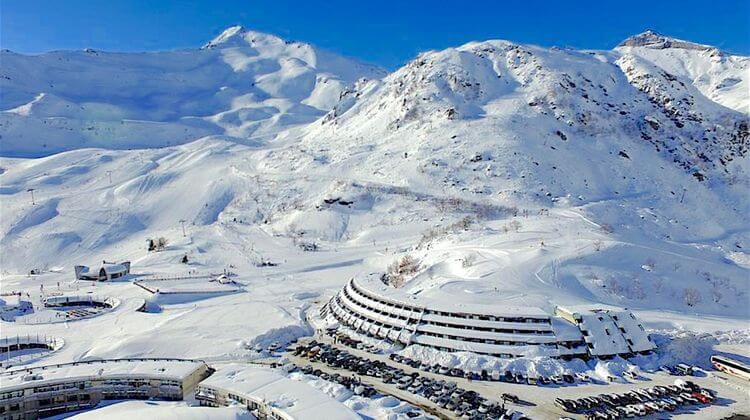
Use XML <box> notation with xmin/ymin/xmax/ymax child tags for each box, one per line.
<box><xmin>0</xmin><ymin>26</ymin><xmax>386</xmax><ymax>157</ymax></box>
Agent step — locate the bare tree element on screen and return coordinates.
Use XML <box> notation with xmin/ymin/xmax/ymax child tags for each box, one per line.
<box><xmin>461</xmin><ymin>254</ymin><xmax>477</xmax><ymax>268</ymax></box>
<box><xmin>683</xmin><ymin>288</ymin><xmax>702</xmax><ymax>307</ymax></box>
<box><xmin>385</xmin><ymin>255</ymin><xmax>421</xmax><ymax>288</ymax></box>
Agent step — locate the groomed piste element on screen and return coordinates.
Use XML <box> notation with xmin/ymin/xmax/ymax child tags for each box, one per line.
<box><xmin>323</xmin><ymin>277</ymin><xmax>656</xmax><ymax>359</ymax></box>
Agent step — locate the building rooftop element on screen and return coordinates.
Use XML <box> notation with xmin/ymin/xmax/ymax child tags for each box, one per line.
<box><xmin>358</xmin><ymin>276</ymin><xmax>549</xmax><ymax>318</ymax></box>
<box><xmin>199</xmin><ymin>365</ymin><xmax>359</xmax><ymax>420</ymax></box>
<box><xmin>0</xmin><ymin>359</ymin><xmax>206</xmax><ymax>392</ymax></box>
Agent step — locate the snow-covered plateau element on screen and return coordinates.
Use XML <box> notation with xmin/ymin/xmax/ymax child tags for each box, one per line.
<box><xmin>0</xmin><ymin>27</ymin><xmax>748</xmax><ymax>419</ymax></box>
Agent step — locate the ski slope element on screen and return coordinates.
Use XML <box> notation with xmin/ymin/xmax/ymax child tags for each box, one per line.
<box><xmin>0</xmin><ymin>27</ymin><xmax>748</xmax><ymax>419</ymax></box>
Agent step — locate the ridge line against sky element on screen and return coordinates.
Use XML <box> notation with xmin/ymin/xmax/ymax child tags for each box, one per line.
<box><xmin>2</xmin><ymin>0</ymin><xmax>749</xmax><ymax>69</ymax></box>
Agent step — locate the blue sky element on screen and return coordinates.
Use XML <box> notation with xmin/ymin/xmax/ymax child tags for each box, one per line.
<box><xmin>2</xmin><ymin>0</ymin><xmax>748</xmax><ymax>69</ymax></box>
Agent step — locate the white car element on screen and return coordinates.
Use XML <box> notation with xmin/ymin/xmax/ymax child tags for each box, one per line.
<box><xmin>645</xmin><ymin>402</ymin><xmax>661</xmax><ymax>412</ymax></box>
<box><xmin>575</xmin><ymin>372</ymin><xmax>591</xmax><ymax>382</ymax></box>
<box><xmin>624</xmin><ymin>370</ymin><xmax>639</xmax><ymax>380</ymax></box>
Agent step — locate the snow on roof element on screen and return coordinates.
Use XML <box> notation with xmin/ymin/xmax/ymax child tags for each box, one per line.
<box><xmin>606</xmin><ymin>309</ymin><xmax>655</xmax><ymax>353</ymax></box>
<box><xmin>199</xmin><ymin>365</ymin><xmax>359</xmax><ymax>420</ymax></box>
<box><xmin>77</xmin><ymin>262</ymin><xmax>129</xmax><ymax>275</ymax></box>
<box><xmin>0</xmin><ymin>294</ymin><xmax>21</xmax><ymax>307</ymax></box>
<box><xmin>550</xmin><ymin>317</ymin><xmax>585</xmax><ymax>342</ymax></box>
<box><xmin>357</xmin><ymin>276</ymin><xmax>548</xmax><ymax>318</ymax></box>
<box><xmin>578</xmin><ymin>312</ymin><xmax>631</xmax><ymax>356</ymax></box>
<box><xmin>557</xmin><ymin>305</ymin><xmax>655</xmax><ymax>355</ymax></box>
<box><xmin>70</xmin><ymin>400</ymin><xmax>254</xmax><ymax>420</ymax></box>
<box><xmin>101</xmin><ymin>263</ymin><xmax>128</xmax><ymax>273</ymax></box>
<box><xmin>0</xmin><ymin>359</ymin><xmax>206</xmax><ymax>392</ymax></box>
<box><xmin>136</xmin><ymin>278</ymin><xmax>239</xmax><ymax>294</ymax></box>
<box><xmin>43</xmin><ymin>294</ymin><xmax>112</xmax><ymax>305</ymax></box>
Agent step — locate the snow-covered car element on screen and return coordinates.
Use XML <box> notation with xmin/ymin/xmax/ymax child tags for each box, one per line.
<box><xmin>575</xmin><ymin>372</ymin><xmax>591</xmax><ymax>382</ymax></box>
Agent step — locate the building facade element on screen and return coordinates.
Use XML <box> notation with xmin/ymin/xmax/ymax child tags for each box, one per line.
<box><xmin>0</xmin><ymin>359</ymin><xmax>211</xmax><ymax>420</ymax></box>
<box><xmin>324</xmin><ymin>278</ymin><xmax>654</xmax><ymax>359</ymax></box>
<box><xmin>196</xmin><ymin>365</ymin><xmax>359</xmax><ymax>420</ymax></box>
<box><xmin>74</xmin><ymin>261</ymin><xmax>131</xmax><ymax>281</ymax></box>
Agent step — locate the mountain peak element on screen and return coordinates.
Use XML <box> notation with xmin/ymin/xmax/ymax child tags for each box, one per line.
<box><xmin>618</xmin><ymin>30</ymin><xmax>713</xmax><ymax>51</ymax></box>
<box><xmin>209</xmin><ymin>25</ymin><xmax>247</xmax><ymax>44</ymax></box>
<box><xmin>202</xmin><ymin>25</ymin><xmax>288</xmax><ymax>49</ymax></box>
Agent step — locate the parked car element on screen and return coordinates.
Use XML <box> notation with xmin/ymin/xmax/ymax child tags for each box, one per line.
<box><xmin>575</xmin><ymin>372</ymin><xmax>591</xmax><ymax>382</ymax></box>
<box><xmin>502</xmin><ymin>393</ymin><xmax>520</xmax><ymax>403</ymax></box>
<box><xmin>675</xmin><ymin>364</ymin><xmax>694</xmax><ymax>376</ymax></box>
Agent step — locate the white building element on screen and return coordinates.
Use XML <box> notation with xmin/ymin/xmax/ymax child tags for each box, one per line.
<box><xmin>74</xmin><ymin>261</ymin><xmax>131</xmax><ymax>281</ymax></box>
<box><xmin>324</xmin><ymin>277</ymin><xmax>656</xmax><ymax>360</ymax></box>
<box><xmin>324</xmin><ymin>278</ymin><xmax>589</xmax><ymax>359</ymax></box>
<box><xmin>0</xmin><ymin>358</ymin><xmax>210</xmax><ymax>419</ymax></box>
<box><xmin>555</xmin><ymin>305</ymin><xmax>656</xmax><ymax>357</ymax></box>
<box><xmin>0</xmin><ymin>294</ymin><xmax>32</xmax><ymax>321</ymax></box>
<box><xmin>196</xmin><ymin>364</ymin><xmax>359</xmax><ymax>420</ymax></box>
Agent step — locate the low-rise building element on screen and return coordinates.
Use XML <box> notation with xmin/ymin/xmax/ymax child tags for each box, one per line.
<box><xmin>74</xmin><ymin>261</ymin><xmax>130</xmax><ymax>281</ymax></box>
<box><xmin>0</xmin><ymin>294</ymin><xmax>33</xmax><ymax>322</ymax></box>
<box><xmin>196</xmin><ymin>364</ymin><xmax>359</xmax><ymax>420</ymax></box>
<box><xmin>555</xmin><ymin>305</ymin><xmax>656</xmax><ymax>357</ymax></box>
<box><xmin>0</xmin><ymin>358</ymin><xmax>211</xmax><ymax>419</ymax></box>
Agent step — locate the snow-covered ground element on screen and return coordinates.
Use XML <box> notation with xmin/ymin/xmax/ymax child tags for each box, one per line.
<box><xmin>0</xmin><ymin>27</ymin><xmax>748</xmax><ymax>418</ymax></box>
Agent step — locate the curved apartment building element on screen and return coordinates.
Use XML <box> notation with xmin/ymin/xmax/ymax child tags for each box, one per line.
<box><xmin>322</xmin><ymin>278</ymin><xmax>655</xmax><ymax>359</ymax></box>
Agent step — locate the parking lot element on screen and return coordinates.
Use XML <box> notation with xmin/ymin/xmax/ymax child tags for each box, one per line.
<box><xmin>287</xmin><ymin>339</ymin><xmax>505</xmax><ymax>419</ymax></box>
<box><xmin>286</xmin><ymin>328</ymin><xmax>750</xmax><ymax>419</ymax></box>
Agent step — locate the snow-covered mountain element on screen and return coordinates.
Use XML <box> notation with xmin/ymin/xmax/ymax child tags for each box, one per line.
<box><xmin>311</xmin><ymin>31</ymin><xmax>748</xmax><ymax>185</ymax></box>
<box><xmin>0</xmin><ymin>29</ymin><xmax>748</xmax><ymax>321</ymax></box>
<box><xmin>287</xmin><ymin>31</ymin><xmax>750</xmax><ymax>315</ymax></box>
<box><xmin>618</xmin><ymin>30</ymin><xmax>749</xmax><ymax>113</ymax></box>
<box><xmin>0</xmin><ymin>26</ymin><xmax>385</xmax><ymax>157</ymax></box>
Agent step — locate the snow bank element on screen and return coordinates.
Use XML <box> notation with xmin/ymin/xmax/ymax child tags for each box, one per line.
<box><xmin>246</xmin><ymin>324</ymin><xmax>313</xmax><ymax>350</ymax></box>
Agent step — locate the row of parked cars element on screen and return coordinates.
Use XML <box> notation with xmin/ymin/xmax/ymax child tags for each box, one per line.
<box><xmin>659</xmin><ymin>364</ymin><xmax>696</xmax><ymax>376</ymax></box>
<box><xmin>326</xmin><ymin>329</ymin><xmax>382</xmax><ymax>354</ymax></box>
<box><xmin>390</xmin><ymin>354</ymin><xmax>593</xmax><ymax>386</ymax></box>
<box><xmin>293</xmin><ymin>340</ymin><xmax>523</xmax><ymax>420</ymax></box>
<box><xmin>298</xmin><ymin>364</ymin><xmax>379</xmax><ymax>397</ymax></box>
<box><xmin>555</xmin><ymin>380</ymin><xmax>715</xmax><ymax>419</ymax></box>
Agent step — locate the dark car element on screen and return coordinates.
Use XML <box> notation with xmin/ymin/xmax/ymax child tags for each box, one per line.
<box><xmin>501</xmin><ymin>393</ymin><xmax>519</xmax><ymax>403</ymax></box>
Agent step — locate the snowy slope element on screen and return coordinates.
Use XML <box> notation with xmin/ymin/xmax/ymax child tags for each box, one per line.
<box><xmin>294</xmin><ymin>33</ymin><xmax>749</xmax><ymax>315</ymax></box>
<box><xmin>0</xmin><ymin>30</ymin><xmax>748</xmax><ymax>389</ymax></box>
<box><xmin>617</xmin><ymin>30</ymin><xmax>750</xmax><ymax>113</ymax></box>
<box><xmin>0</xmin><ymin>26</ymin><xmax>385</xmax><ymax>157</ymax></box>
